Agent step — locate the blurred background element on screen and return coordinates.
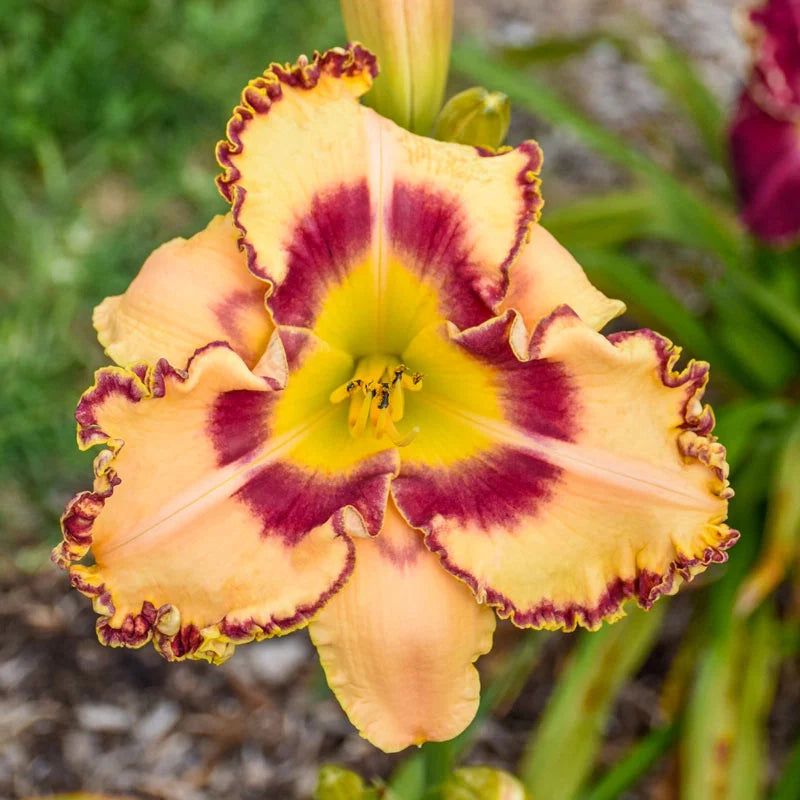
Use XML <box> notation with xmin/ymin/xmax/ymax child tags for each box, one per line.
<box><xmin>2</xmin><ymin>1</ymin><xmax>799</xmax><ymax>798</ymax></box>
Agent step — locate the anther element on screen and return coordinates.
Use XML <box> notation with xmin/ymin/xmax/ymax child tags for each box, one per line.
<box><xmin>329</xmin><ymin>356</ymin><xmax>424</xmax><ymax>446</ymax></box>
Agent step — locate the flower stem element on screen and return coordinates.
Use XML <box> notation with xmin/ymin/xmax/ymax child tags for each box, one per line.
<box><xmin>420</xmin><ymin>740</ymin><xmax>454</xmax><ymax>800</ymax></box>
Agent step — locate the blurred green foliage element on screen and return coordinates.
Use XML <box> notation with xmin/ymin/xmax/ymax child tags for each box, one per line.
<box><xmin>0</xmin><ymin>0</ymin><xmax>344</xmax><ymax>557</ymax></box>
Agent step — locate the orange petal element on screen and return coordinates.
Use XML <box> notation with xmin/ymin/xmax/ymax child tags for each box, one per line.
<box><xmin>309</xmin><ymin>501</ymin><xmax>495</xmax><ymax>752</ymax></box>
<box><xmin>54</xmin><ymin>339</ymin><xmax>399</xmax><ymax>662</ymax></box>
<box><xmin>499</xmin><ymin>224</ymin><xmax>625</xmax><ymax>331</ymax></box>
<box><xmin>393</xmin><ymin>310</ymin><xmax>736</xmax><ymax>631</ymax></box>
<box><xmin>94</xmin><ymin>215</ymin><xmax>272</xmax><ymax>369</ymax></box>
<box><xmin>216</xmin><ymin>45</ymin><xmax>542</xmax><ymax>348</ymax></box>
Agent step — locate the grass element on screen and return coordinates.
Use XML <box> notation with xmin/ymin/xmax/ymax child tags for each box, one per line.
<box><xmin>0</xmin><ymin>0</ymin><xmax>345</xmax><ymax>558</ymax></box>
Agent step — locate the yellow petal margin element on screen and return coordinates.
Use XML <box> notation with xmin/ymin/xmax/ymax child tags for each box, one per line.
<box><xmin>52</xmin><ymin>343</ymin><xmax>358</xmax><ymax>663</ymax></box>
<box><xmin>309</xmin><ymin>501</ymin><xmax>496</xmax><ymax>752</ymax></box>
<box><xmin>216</xmin><ymin>44</ymin><xmax>542</xmax><ymax>338</ymax></box>
<box><xmin>94</xmin><ymin>215</ymin><xmax>272</xmax><ymax>369</ymax></box>
<box><xmin>499</xmin><ymin>224</ymin><xmax>625</xmax><ymax>332</ymax></box>
<box><xmin>392</xmin><ymin>309</ymin><xmax>736</xmax><ymax>631</ymax></box>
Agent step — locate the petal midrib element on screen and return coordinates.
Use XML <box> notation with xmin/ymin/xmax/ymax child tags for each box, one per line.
<box><xmin>98</xmin><ymin>406</ymin><xmax>338</xmax><ymax>557</ymax></box>
<box><xmin>414</xmin><ymin>394</ymin><xmax>721</xmax><ymax>511</ymax></box>
<box><xmin>367</xmin><ymin>106</ymin><xmax>390</xmax><ymax>352</ymax></box>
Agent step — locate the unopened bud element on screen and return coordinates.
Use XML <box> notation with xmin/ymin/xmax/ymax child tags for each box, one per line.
<box><xmin>340</xmin><ymin>0</ymin><xmax>453</xmax><ymax>134</ymax></box>
<box><xmin>314</xmin><ymin>765</ymin><xmax>366</xmax><ymax>800</ymax></box>
<box><xmin>433</xmin><ymin>87</ymin><xmax>511</xmax><ymax>150</ymax></box>
<box><xmin>443</xmin><ymin>766</ymin><xmax>530</xmax><ymax>800</ymax></box>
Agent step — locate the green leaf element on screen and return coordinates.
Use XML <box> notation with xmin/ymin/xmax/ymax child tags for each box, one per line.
<box><xmin>519</xmin><ymin>605</ymin><xmax>666</xmax><ymax>800</ymax></box>
<box><xmin>707</xmin><ymin>282</ymin><xmax>800</xmax><ymax>393</ymax></box>
<box><xmin>420</xmin><ymin>739</ymin><xmax>455</xmax><ymax>800</ymax></box>
<box><xmin>736</xmin><ymin>409</ymin><xmax>800</xmax><ymax>615</ymax></box>
<box><xmin>580</xmin><ymin>722</ymin><xmax>679</xmax><ymax>800</ymax></box>
<box><xmin>714</xmin><ymin>400</ymin><xmax>789</xmax><ymax>473</ymax></box>
<box><xmin>770</xmin><ymin>736</ymin><xmax>800</xmax><ymax>800</ymax></box>
<box><xmin>727</xmin><ymin>607</ymin><xmax>781</xmax><ymax>800</ymax></box>
<box><xmin>680</xmin><ymin>447</ymin><xmax>774</xmax><ymax>800</ymax></box>
<box><xmin>681</xmin><ymin>606</ymin><xmax>780</xmax><ymax>800</ymax></box>
<box><xmin>617</xmin><ymin>32</ymin><xmax>725</xmax><ymax>166</ymax></box>
<box><xmin>542</xmin><ymin>190</ymin><xmax>658</xmax><ymax>249</ymax></box>
<box><xmin>680</xmin><ymin>619</ymin><xmax>740</xmax><ymax>800</ymax></box>
<box><xmin>721</xmin><ymin>267</ymin><xmax>800</xmax><ymax>352</ymax></box>
<box><xmin>390</xmin><ymin>755</ymin><xmax>426</xmax><ymax>800</ymax></box>
<box><xmin>501</xmin><ymin>33</ymin><xmax>612</xmax><ymax>66</ymax></box>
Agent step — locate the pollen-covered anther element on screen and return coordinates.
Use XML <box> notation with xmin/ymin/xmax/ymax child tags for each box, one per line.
<box><xmin>330</xmin><ymin>355</ymin><xmax>422</xmax><ymax>447</ymax></box>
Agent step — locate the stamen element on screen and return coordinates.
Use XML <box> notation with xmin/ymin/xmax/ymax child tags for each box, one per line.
<box><xmin>401</xmin><ymin>370</ymin><xmax>423</xmax><ymax>391</ymax></box>
<box><xmin>351</xmin><ymin>385</ymin><xmax>374</xmax><ymax>438</ymax></box>
<box><xmin>329</xmin><ymin>356</ymin><xmax>423</xmax><ymax>446</ymax></box>
<box><xmin>381</xmin><ymin>414</ymin><xmax>420</xmax><ymax>447</ymax></box>
<box><xmin>329</xmin><ymin>379</ymin><xmax>362</xmax><ymax>404</ymax></box>
<box><xmin>377</xmin><ymin>383</ymin><xmax>391</xmax><ymax>410</ymax></box>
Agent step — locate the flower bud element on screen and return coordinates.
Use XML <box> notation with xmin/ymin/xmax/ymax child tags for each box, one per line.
<box><xmin>433</xmin><ymin>87</ymin><xmax>511</xmax><ymax>150</ymax></box>
<box><xmin>340</xmin><ymin>0</ymin><xmax>453</xmax><ymax>134</ymax></box>
<box><xmin>314</xmin><ymin>765</ymin><xmax>366</xmax><ymax>800</ymax></box>
<box><xmin>443</xmin><ymin>766</ymin><xmax>530</xmax><ymax>800</ymax></box>
<box><xmin>729</xmin><ymin>0</ymin><xmax>800</xmax><ymax>245</ymax></box>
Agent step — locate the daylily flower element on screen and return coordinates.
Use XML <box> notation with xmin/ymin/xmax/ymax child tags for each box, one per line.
<box><xmin>54</xmin><ymin>44</ymin><xmax>736</xmax><ymax>753</ymax></box>
<box><xmin>729</xmin><ymin>0</ymin><xmax>800</xmax><ymax>245</ymax></box>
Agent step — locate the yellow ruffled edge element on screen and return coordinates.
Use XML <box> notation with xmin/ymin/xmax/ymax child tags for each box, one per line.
<box><xmin>52</xmin><ymin>344</ymin><xmax>355</xmax><ymax>664</ymax></box>
<box><xmin>214</xmin><ymin>43</ymin><xmax>544</xmax><ymax>316</ymax></box>
<box><xmin>423</xmin><ymin>309</ymin><xmax>738</xmax><ymax>632</ymax></box>
<box><xmin>216</xmin><ymin>43</ymin><xmax>378</xmax><ymax>203</ymax></box>
<box><xmin>530</xmin><ymin>320</ymin><xmax>736</xmax><ymax>630</ymax></box>
<box><xmin>214</xmin><ymin>43</ymin><xmax>378</xmax><ymax>284</ymax></box>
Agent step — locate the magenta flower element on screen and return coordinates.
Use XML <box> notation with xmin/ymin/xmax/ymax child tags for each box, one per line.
<box><xmin>729</xmin><ymin>0</ymin><xmax>800</xmax><ymax>246</ymax></box>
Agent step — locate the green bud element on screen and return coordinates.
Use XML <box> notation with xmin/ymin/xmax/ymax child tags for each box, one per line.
<box><xmin>314</xmin><ymin>765</ymin><xmax>366</xmax><ymax>800</ymax></box>
<box><xmin>340</xmin><ymin>0</ymin><xmax>453</xmax><ymax>134</ymax></box>
<box><xmin>314</xmin><ymin>766</ymin><xmax>397</xmax><ymax>800</ymax></box>
<box><xmin>442</xmin><ymin>766</ymin><xmax>531</xmax><ymax>800</ymax></box>
<box><xmin>433</xmin><ymin>87</ymin><xmax>511</xmax><ymax>150</ymax></box>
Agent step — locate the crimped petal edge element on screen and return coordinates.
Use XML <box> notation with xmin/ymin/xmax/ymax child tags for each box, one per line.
<box><xmin>67</xmin><ymin>534</ymin><xmax>355</xmax><ymax>664</ymax></box>
<box><xmin>216</xmin><ymin>43</ymin><xmax>378</xmax><ymax>202</ymax></box>
<box><xmin>476</xmin><ymin>142</ymin><xmax>544</xmax><ymax>309</ymax></box>
<box><xmin>215</xmin><ymin>43</ymin><xmax>378</xmax><ymax>285</ymax></box>
<box><xmin>52</xmin><ymin>343</ymin><xmax>356</xmax><ymax>663</ymax></box>
<box><xmin>427</xmin><ymin>309</ymin><xmax>738</xmax><ymax>632</ymax></box>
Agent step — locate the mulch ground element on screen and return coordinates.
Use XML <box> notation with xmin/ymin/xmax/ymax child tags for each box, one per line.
<box><xmin>0</xmin><ymin>566</ymin><xmax>694</xmax><ymax>800</ymax></box>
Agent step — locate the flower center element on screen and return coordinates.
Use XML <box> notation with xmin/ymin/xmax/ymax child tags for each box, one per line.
<box><xmin>329</xmin><ymin>355</ymin><xmax>423</xmax><ymax>447</ymax></box>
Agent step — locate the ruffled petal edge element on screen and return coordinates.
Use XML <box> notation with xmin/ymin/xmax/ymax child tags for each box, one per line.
<box><xmin>422</xmin><ymin>309</ymin><xmax>739</xmax><ymax>632</ymax></box>
<box><xmin>53</xmin><ymin>344</ymin><xmax>356</xmax><ymax>663</ymax></box>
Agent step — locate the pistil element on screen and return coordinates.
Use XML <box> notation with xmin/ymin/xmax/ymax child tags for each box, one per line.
<box><xmin>329</xmin><ymin>355</ymin><xmax>422</xmax><ymax>446</ymax></box>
